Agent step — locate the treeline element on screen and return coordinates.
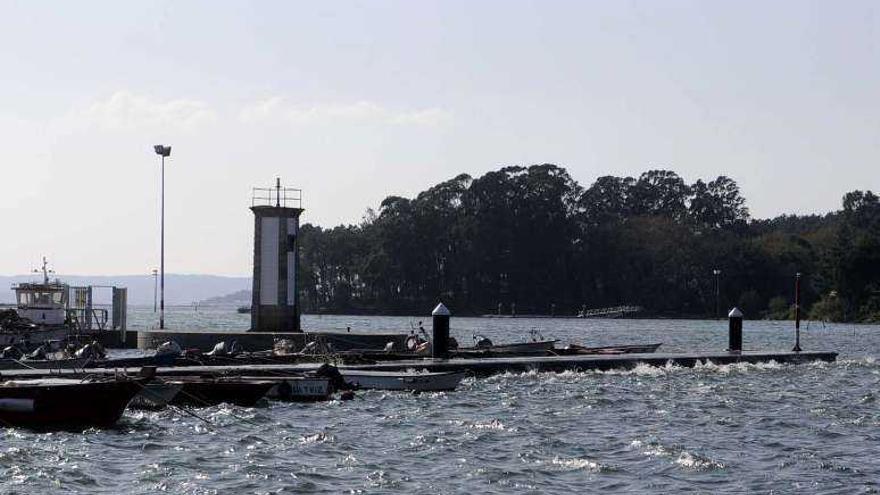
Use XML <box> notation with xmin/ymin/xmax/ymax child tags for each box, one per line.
<box><xmin>297</xmin><ymin>164</ymin><xmax>880</xmax><ymax>322</ymax></box>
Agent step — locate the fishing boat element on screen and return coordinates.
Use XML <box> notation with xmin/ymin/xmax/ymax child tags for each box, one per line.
<box><xmin>341</xmin><ymin>370</ymin><xmax>466</xmax><ymax>392</ymax></box>
<box><xmin>168</xmin><ymin>376</ymin><xmax>276</xmax><ymax>407</ymax></box>
<box><xmin>0</xmin><ymin>367</ymin><xmax>155</xmax><ymax>429</ymax></box>
<box><xmin>5</xmin><ymin>257</ymin><xmax>129</xmax><ymax>351</ymax></box>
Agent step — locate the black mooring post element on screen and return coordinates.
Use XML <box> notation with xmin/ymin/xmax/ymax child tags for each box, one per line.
<box><xmin>432</xmin><ymin>302</ymin><xmax>451</xmax><ymax>359</ymax></box>
<box><xmin>728</xmin><ymin>307</ymin><xmax>743</xmax><ymax>352</ymax></box>
<box><xmin>793</xmin><ymin>272</ymin><xmax>802</xmax><ymax>352</ymax></box>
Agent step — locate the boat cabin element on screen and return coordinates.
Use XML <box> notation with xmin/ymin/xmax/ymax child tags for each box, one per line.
<box><xmin>10</xmin><ymin>257</ymin><xmax>128</xmax><ymax>333</ymax></box>
<box><xmin>14</xmin><ymin>281</ymin><xmax>69</xmax><ymax>326</ymax></box>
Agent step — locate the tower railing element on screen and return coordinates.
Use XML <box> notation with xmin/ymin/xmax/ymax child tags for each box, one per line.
<box><xmin>252</xmin><ymin>184</ymin><xmax>302</xmax><ymax>208</ymax></box>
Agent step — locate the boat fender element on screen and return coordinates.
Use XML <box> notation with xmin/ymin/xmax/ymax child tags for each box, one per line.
<box><xmin>0</xmin><ymin>398</ymin><xmax>34</xmax><ymax>412</ymax></box>
<box><xmin>405</xmin><ymin>335</ymin><xmax>419</xmax><ymax>352</ymax></box>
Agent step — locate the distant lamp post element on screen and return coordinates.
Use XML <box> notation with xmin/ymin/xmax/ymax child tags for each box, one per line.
<box><xmin>712</xmin><ymin>269</ymin><xmax>722</xmax><ymax>319</ymax></box>
<box><xmin>151</xmin><ymin>269</ymin><xmax>158</xmax><ymax>313</ymax></box>
<box><xmin>793</xmin><ymin>272</ymin><xmax>802</xmax><ymax>352</ymax></box>
<box><xmin>153</xmin><ymin>144</ymin><xmax>171</xmax><ymax>329</ymax></box>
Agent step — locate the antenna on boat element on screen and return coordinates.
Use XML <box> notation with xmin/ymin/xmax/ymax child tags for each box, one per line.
<box><xmin>32</xmin><ymin>256</ymin><xmax>54</xmax><ymax>284</ymax></box>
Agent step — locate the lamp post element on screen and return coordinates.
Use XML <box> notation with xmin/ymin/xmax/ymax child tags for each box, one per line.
<box><xmin>712</xmin><ymin>269</ymin><xmax>722</xmax><ymax>319</ymax></box>
<box><xmin>151</xmin><ymin>269</ymin><xmax>158</xmax><ymax>313</ymax></box>
<box><xmin>793</xmin><ymin>272</ymin><xmax>802</xmax><ymax>352</ymax></box>
<box><xmin>153</xmin><ymin>145</ymin><xmax>171</xmax><ymax>329</ymax></box>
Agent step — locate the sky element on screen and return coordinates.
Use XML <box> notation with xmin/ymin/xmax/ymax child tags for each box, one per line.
<box><xmin>0</xmin><ymin>0</ymin><xmax>877</xmax><ymax>277</ymax></box>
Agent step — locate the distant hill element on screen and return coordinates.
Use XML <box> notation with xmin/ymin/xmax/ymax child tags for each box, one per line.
<box><xmin>0</xmin><ymin>274</ymin><xmax>251</xmax><ymax>306</ymax></box>
<box><xmin>200</xmin><ymin>289</ymin><xmax>252</xmax><ymax>306</ymax></box>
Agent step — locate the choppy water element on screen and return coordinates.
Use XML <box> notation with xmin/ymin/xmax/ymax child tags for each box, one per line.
<box><xmin>2</xmin><ymin>307</ymin><xmax>879</xmax><ymax>494</ymax></box>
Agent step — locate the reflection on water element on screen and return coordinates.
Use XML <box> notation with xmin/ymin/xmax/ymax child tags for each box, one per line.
<box><xmin>1</xmin><ymin>307</ymin><xmax>877</xmax><ymax>493</ymax></box>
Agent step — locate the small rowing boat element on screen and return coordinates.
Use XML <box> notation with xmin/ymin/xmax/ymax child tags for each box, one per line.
<box><xmin>560</xmin><ymin>343</ymin><xmax>662</xmax><ymax>355</ymax></box>
<box><xmin>341</xmin><ymin>370</ymin><xmax>465</xmax><ymax>392</ymax></box>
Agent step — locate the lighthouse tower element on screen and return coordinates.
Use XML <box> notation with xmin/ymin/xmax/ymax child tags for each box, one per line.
<box><xmin>249</xmin><ymin>178</ymin><xmax>303</xmax><ymax>332</ymax></box>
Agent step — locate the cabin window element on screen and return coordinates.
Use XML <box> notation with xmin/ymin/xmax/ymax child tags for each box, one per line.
<box><xmin>16</xmin><ymin>290</ymin><xmax>64</xmax><ymax>306</ymax></box>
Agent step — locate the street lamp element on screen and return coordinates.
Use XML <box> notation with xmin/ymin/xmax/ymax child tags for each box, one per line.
<box><xmin>793</xmin><ymin>272</ymin><xmax>802</xmax><ymax>352</ymax></box>
<box><xmin>712</xmin><ymin>269</ymin><xmax>722</xmax><ymax>319</ymax></box>
<box><xmin>151</xmin><ymin>269</ymin><xmax>158</xmax><ymax>313</ymax></box>
<box><xmin>153</xmin><ymin>144</ymin><xmax>171</xmax><ymax>329</ymax></box>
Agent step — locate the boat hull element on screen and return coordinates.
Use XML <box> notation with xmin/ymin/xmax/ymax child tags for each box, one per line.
<box><xmin>169</xmin><ymin>378</ymin><xmax>275</xmax><ymax>407</ymax></box>
<box><xmin>341</xmin><ymin>370</ymin><xmax>465</xmax><ymax>392</ymax></box>
<box><xmin>0</xmin><ymin>378</ymin><xmax>146</xmax><ymax>429</ymax></box>
<box><xmin>256</xmin><ymin>376</ymin><xmax>332</xmax><ymax>402</ymax></box>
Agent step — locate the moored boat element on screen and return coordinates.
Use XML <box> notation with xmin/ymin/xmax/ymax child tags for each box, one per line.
<box><xmin>561</xmin><ymin>343</ymin><xmax>662</xmax><ymax>355</ymax></box>
<box><xmin>168</xmin><ymin>376</ymin><xmax>276</xmax><ymax>407</ymax></box>
<box><xmin>0</xmin><ymin>367</ymin><xmax>155</xmax><ymax>429</ymax></box>
<box><xmin>341</xmin><ymin>370</ymin><xmax>465</xmax><ymax>392</ymax></box>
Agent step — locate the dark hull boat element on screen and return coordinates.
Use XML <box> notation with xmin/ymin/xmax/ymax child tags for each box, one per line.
<box><xmin>0</xmin><ymin>368</ymin><xmax>154</xmax><ymax>429</ymax></box>
<box><xmin>454</xmin><ymin>340</ymin><xmax>560</xmax><ymax>357</ymax></box>
<box><xmin>241</xmin><ymin>376</ymin><xmax>333</xmax><ymax>402</ymax></box>
<box><xmin>169</xmin><ymin>377</ymin><xmax>276</xmax><ymax>407</ymax></box>
<box><xmin>560</xmin><ymin>343</ymin><xmax>663</xmax><ymax>355</ymax></box>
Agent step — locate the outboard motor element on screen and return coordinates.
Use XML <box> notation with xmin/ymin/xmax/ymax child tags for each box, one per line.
<box><xmin>75</xmin><ymin>343</ymin><xmax>94</xmax><ymax>359</ymax></box>
<box><xmin>206</xmin><ymin>341</ymin><xmax>228</xmax><ymax>357</ymax></box>
<box><xmin>90</xmin><ymin>340</ymin><xmax>107</xmax><ymax>360</ymax></box>
<box><xmin>1</xmin><ymin>346</ymin><xmax>23</xmax><ymax>360</ymax></box>
<box><xmin>474</xmin><ymin>335</ymin><xmax>493</xmax><ymax>349</ymax></box>
<box><xmin>26</xmin><ymin>345</ymin><xmax>45</xmax><ymax>361</ymax></box>
<box><xmin>156</xmin><ymin>340</ymin><xmax>183</xmax><ymax>357</ymax></box>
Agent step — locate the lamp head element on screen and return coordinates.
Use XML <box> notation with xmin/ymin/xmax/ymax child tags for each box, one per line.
<box><xmin>153</xmin><ymin>145</ymin><xmax>171</xmax><ymax>157</ymax></box>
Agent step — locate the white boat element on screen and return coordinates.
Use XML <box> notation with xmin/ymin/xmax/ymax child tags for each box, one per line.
<box><xmin>4</xmin><ymin>257</ymin><xmax>129</xmax><ymax>350</ymax></box>
<box><xmin>341</xmin><ymin>370</ymin><xmax>465</xmax><ymax>392</ymax></box>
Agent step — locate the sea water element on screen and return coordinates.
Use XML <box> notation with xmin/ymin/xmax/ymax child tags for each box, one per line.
<box><xmin>0</xmin><ymin>306</ymin><xmax>877</xmax><ymax>494</ymax></box>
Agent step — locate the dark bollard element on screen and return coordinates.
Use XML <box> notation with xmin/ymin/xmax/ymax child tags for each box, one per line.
<box><xmin>432</xmin><ymin>302</ymin><xmax>451</xmax><ymax>359</ymax></box>
<box><xmin>728</xmin><ymin>307</ymin><xmax>743</xmax><ymax>352</ymax></box>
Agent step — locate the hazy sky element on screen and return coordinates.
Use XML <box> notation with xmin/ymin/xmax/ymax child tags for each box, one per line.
<box><xmin>0</xmin><ymin>0</ymin><xmax>877</xmax><ymax>276</ymax></box>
